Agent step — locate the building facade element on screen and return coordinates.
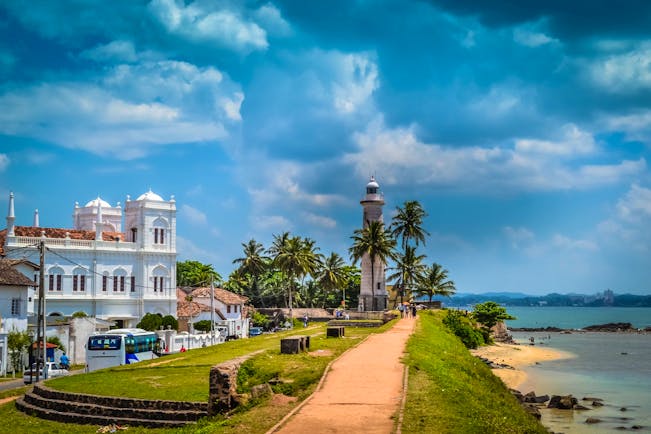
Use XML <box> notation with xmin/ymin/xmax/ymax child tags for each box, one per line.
<box><xmin>359</xmin><ymin>176</ymin><xmax>388</xmax><ymax>311</ymax></box>
<box><xmin>1</xmin><ymin>190</ymin><xmax>177</xmax><ymax>328</ymax></box>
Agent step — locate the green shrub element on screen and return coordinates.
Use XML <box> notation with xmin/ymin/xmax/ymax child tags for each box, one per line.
<box><xmin>442</xmin><ymin>309</ymin><xmax>484</xmax><ymax>349</ymax></box>
<box><xmin>161</xmin><ymin>314</ymin><xmax>178</xmax><ymax>331</ymax></box>
<box><xmin>193</xmin><ymin>320</ymin><xmax>212</xmax><ymax>333</ymax></box>
<box><xmin>251</xmin><ymin>311</ymin><xmax>270</xmax><ymax>329</ymax></box>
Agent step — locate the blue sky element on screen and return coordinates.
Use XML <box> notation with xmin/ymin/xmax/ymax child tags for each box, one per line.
<box><xmin>1</xmin><ymin>1</ymin><xmax>651</xmax><ymax>295</ymax></box>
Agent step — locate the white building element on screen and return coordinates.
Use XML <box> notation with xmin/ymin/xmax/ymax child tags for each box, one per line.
<box><xmin>359</xmin><ymin>176</ymin><xmax>388</xmax><ymax>311</ymax></box>
<box><xmin>0</xmin><ymin>190</ymin><xmax>177</xmax><ymax>328</ymax></box>
<box><xmin>177</xmin><ymin>287</ymin><xmax>249</xmax><ymax>339</ymax></box>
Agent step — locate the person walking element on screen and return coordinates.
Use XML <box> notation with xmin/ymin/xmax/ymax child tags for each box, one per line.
<box><xmin>303</xmin><ymin>313</ymin><xmax>309</xmax><ymax>328</ymax></box>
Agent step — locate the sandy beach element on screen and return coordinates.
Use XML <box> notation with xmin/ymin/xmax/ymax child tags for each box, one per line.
<box><xmin>471</xmin><ymin>342</ymin><xmax>574</xmax><ymax>389</ymax></box>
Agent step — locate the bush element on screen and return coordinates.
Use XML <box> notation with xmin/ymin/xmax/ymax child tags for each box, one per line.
<box><xmin>161</xmin><ymin>315</ymin><xmax>178</xmax><ymax>331</ymax></box>
<box><xmin>193</xmin><ymin>320</ymin><xmax>212</xmax><ymax>333</ymax></box>
<box><xmin>137</xmin><ymin>313</ymin><xmax>163</xmax><ymax>331</ymax></box>
<box><xmin>250</xmin><ymin>311</ymin><xmax>269</xmax><ymax>329</ymax></box>
<box><xmin>442</xmin><ymin>310</ymin><xmax>484</xmax><ymax>349</ymax></box>
<box><xmin>71</xmin><ymin>311</ymin><xmax>87</xmax><ymax>318</ymax></box>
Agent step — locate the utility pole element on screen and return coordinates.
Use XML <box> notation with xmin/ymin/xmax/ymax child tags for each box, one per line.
<box><xmin>210</xmin><ymin>277</ymin><xmax>215</xmax><ymax>345</ymax></box>
<box><xmin>35</xmin><ymin>240</ymin><xmax>45</xmax><ymax>382</ymax></box>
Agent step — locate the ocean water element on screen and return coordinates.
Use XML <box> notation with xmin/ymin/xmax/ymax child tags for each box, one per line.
<box><xmin>504</xmin><ymin>306</ymin><xmax>651</xmax><ymax>330</ymax></box>
<box><xmin>505</xmin><ymin>307</ymin><xmax>651</xmax><ymax>433</ymax></box>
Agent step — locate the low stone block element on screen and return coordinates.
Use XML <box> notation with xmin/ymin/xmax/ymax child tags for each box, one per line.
<box><xmin>327</xmin><ymin>327</ymin><xmax>344</xmax><ymax>338</ymax></box>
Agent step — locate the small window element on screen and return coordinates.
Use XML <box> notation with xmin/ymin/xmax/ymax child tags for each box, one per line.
<box><xmin>120</xmin><ymin>276</ymin><xmax>125</xmax><ymax>292</ymax></box>
<box><xmin>113</xmin><ymin>276</ymin><xmax>118</xmax><ymax>292</ymax></box>
<box><xmin>102</xmin><ymin>275</ymin><xmax>107</xmax><ymax>292</ymax></box>
<box><xmin>11</xmin><ymin>298</ymin><xmax>21</xmax><ymax>316</ymax></box>
<box><xmin>130</xmin><ymin>276</ymin><xmax>135</xmax><ymax>292</ymax></box>
<box><xmin>49</xmin><ymin>274</ymin><xmax>54</xmax><ymax>291</ymax></box>
<box><xmin>227</xmin><ymin>305</ymin><xmax>231</xmax><ymax>314</ymax></box>
<box><xmin>131</xmin><ymin>228</ymin><xmax>137</xmax><ymax>242</ymax></box>
<box><xmin>80</xmin><ymin>275</ymin><xmax>85</xmax><ymax>292</ymax></box>
<box><xmin>73</xmin><ymin>275</ymin><xmax>78</xmax><ymax>292</ymax></box>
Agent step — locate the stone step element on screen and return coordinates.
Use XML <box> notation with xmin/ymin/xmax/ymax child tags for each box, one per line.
<box><xmin>23</xmin><ymin>391</ymin><xmax>206</xmax><ymax>422</ymax></box>
<box><xmin>15</xmin><ymin>397</ymin><xmax>193</xmax><ymax>428</ymax></box>
<box><xmin>32</xmin><ymin>384</ymin><xmax>208</xmax><ymax>412</ymax></box>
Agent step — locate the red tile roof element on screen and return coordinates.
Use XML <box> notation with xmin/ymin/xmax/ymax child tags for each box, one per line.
<box><xmin>176</xmin><ymin>299</ymin><xmax>226</xmax><ymax>320</ymax></box>
<box><xmin>189</xmin><ymin>287</ymin><xmax>249</xmax><ymax>305</ymax></box>
<box><xmin>1</xmin><ymin>226</ymin><xmax>126</xmax><ymax>256</ymax></box>
<box><xmin>0</xmin><ymin>258</ymin><xmax>38</xmax><ymax>286</ymax></box>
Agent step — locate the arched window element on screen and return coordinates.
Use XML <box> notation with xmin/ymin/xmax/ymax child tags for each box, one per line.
<box><xmin>153</xmin><ymin>217</ymin><xmax>169</xmax><ymax>245</ymax></box>
<box><xmin>73</xmin><ymin>267</ymin><xmax>86</xmax><ymax>292</ymax></box>
<box><xmin>152</xmin><ymin>266</ymin><xmax>168</xmax><ymax>294</ymax></box>
<box><xmin>48</xmin><ymin>266</ymin><xmax>64</xmax><ymax>292</ymax></box>
<box><xmin>114</xmin><ymin>268</ymin><xmax>127</xmax><ymax>292</ymax></box>
<box><xmin>102</xmin><ymin>272</ymin><xmax>109</xmax><ymax>292</ymax></box>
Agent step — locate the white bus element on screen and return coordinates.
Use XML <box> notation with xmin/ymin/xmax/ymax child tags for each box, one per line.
<box><xmin>86</xmin><ymin>328</ymin><xmax>161</xmax><ymax>372</ymax></box>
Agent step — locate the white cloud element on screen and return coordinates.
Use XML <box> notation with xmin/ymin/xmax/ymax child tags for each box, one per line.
<box><xmin>80</xmin><ymin>40</ymin><xmax>138</xmax><ymax>63</ymax></box>
<box><xmin>551</xmin><ymin>234</ymin><xmax>598</xmax><ymax>251</ymax></box>
<box><xmin>181</xmin><ymin>204</ymin><xmax>207</xmax><ymax>225</ymax></box>
<box><xmin>589</xmin><ymin>42</ymin><xmax>651</xmax><ymax>92</ymax></box>
<box><xmin>302</xmin><ymin>212</ymin><xmax>337</xmax><ymax>229</ymax></box>
<box><xmin>254</xmin><ymin>3</ymin><xmax>292</xmax><ymax>37</ymax></box>
<box><xmin>251</xmin><ymin>215</ymin><xmax>291</xmax><ymax>231</ymax></box>
<box><xmin>515</xmin><ymin>124</ymin><xmax>596</xmax><ymax>156</ymax></box>
<box><xmin>345</xmin><ymin>117</ymin><xmax>645</xmax><ymax>193</ymax></box>
<box><xmin>148</xmin><ymin>0</ymin><xmax>268</xmax><ymax>53</ymax></box>
<box><xmin>513</xmin><ymin>28</ymin><xmax>556</xmax><ymax>47</ymax></box>
<box><xmin>332</xmin><ymin>53</ymin><xmax>379</xmax><ymax>114</ymax></box>
<box><xmin>503</xmin><ymin>226</ymin><xmax>534</xmax><ymax>248</ymax></box>
<box><xmin>220</xmin><ymin>92</ymin><xmax>244</xmax><ymax>121</ymax></box>
<box><xmin>615</xmin><ymin>184</ymin><xmax>651</xmax><ymax>222</ymax></box>
<box><xmin>0</xmin><ymin>153</ymin><xmax>9</xmax><ymax>171</ymax></box>
<box><xmin>0</xmin><ymin>60</ymin><xmax>242</xmax><ymax>159</ymax></box>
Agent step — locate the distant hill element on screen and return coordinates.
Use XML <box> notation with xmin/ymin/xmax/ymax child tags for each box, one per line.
<box><xmin>418</xmin><ymin>292</ymin><xmax>651</xmax><ymax>307</ymax></box>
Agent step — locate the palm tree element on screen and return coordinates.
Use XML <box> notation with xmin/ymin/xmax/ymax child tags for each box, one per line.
<box><xmin>232</xmin><ymin>239</ymin><xmax>269</xmax><ymax>278</ymax></box>
<box><xmin>319</xmin><ymin>252</ymin><xmax>349</xmax><ymax>308</ymax></box>
<box><xmin>391</xmin><ymin>200</ymin><xmax>429</xmax><ymax>249</ymax></box>
<box><xmin>388</xmin><ymin>245</ymin><xmax>427</xmax><ymax>305</ymax></box>
<box><xmin>415</xmin><ymin>262</ymin><xmax>456</xmax><ymax>304</ymax></box>
<box><xmin>272</xmin><ymin>235</ymin><xmax>321</xmax><ymax>321</ymax></box>
<box><xmin>349</xmin><ymin>220</ymin><xmax>396</xmax><ymax>310</ymax></box>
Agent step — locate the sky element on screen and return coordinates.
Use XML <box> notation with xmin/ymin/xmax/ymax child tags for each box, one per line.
<box><xmin>1</xmin><ymin>0</ymin><xmax>651</xmax><ymax>295</ymax></box>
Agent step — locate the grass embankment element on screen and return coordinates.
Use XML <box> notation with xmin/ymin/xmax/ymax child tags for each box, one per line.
<box><xmin>1</xmin><ymin>321</ymin><xmax>393</xmax><ymax>434</ymax></box>
<box><xmin>402</xmin><ymin>310</ymin><xmax>547</xmax><ymax>434</ymax></box>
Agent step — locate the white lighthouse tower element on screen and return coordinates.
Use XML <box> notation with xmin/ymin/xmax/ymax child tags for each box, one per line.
<box><xmin>359</xmin><ymin>176</ymin><xmax>388</xmax><ymax>311</ymax></box>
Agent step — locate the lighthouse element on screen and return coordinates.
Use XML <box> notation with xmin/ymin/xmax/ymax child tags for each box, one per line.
<box><xmin>359</xmin><ymin>176</ymin><xmax>388</xmax><ymax>311</ymax></box>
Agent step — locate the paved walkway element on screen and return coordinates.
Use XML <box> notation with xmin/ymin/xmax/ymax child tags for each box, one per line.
<box><xmin>270</xmin><ymin>317</ymin><xmax>417</xmax><ymax>434</ymax></box>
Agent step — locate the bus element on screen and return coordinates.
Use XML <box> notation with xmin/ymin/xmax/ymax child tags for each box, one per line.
<box><xmin>86</xmin><ymin>328</ymin><xmax>162</xmax><ymax>372</ymax></box>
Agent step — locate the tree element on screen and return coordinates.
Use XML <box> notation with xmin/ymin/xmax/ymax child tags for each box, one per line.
<box><xmin>271</xmin><ymin>235</ymin><xmax>322</xmax><ymax>320</ymax></box>
<box><xmin>193</xmin><ymin>320</ymin><xmax>212</xmax><ymax>333</ymax></box>
<box><xmin>349</xmin><ymin>220</ymin><xmax>396</xmax><ymax>310</ymax></box>
<box><xmin>71</xmin><ymin>311</ymin><xmax>87</xmax><ymax>318</ymax></box>
<box><xmin>232</xmin><ymin>239</ymin><xmax>269</xmax><ymax>279</ymax></box>
<box><xmin>137</xmin><ymin>313</ymin><xmax>163</xmax><ymax>331</ymax></box>
<box><xmin>7</xmin><ymin>328</ymin><xmax>30</xmax><ymax>374</ymax></box>
<box><xmin>318</xmin><ymin>252</ymin><xmax>349</xmax><ymax>308</ymax></box>
<box><xmin>391</xmin><ymin>200</ymin><xmax>429</xmax><ymax>249</ymax></box>
<box><xmin>388</xmin><ymin>245</ymin><xmax>427</xmax><ymax>303</ymax></box>
<box><xmin>47</xmin><ymin>336</ymin><xmax>65</xmax><ymax>353</ymax></box>
<box><xmin>415</xmin><ymin>262</ymin><xmax>456</xmax><ymax>304</ymax></box>
<box><xmin>472</xmin><ymin>301</ymin><xmax>516</xmax><ymax>333</ymax></box>
<box><xmin>177</xmin><ymin>260</ymin><xmax>222</xmax><ymax>287</ymax></box>
<box><xmin>161</xmin><ymin>315</ymin><xmax>178</xmax><ymax>331</ymax></box>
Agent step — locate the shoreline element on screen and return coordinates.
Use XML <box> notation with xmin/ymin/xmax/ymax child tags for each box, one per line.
<box><xmin>471</xmin><ymin>342</ymin><xmax>574</xmax><ymax>389</ymax></box>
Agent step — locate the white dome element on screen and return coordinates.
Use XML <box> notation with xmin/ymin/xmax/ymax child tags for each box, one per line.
<box><xmin>137</xmin><ymin>189</ymin><xmax>164</xmax><ymax>201</ymax></box>
<box><xmin>85</xmin><ymin>196</ymin><xmax>111</xmax><ymax>208</ymax></box>
<box><xmin>366</xmin><ymin>176</ymin><xmax>380</xmax><ymax>189</ymax></box>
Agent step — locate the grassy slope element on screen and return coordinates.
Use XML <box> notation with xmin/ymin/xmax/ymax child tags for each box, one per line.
<box><xmin>402</xmin><ymin>310</ymin><xmax>547</xmax><ymax>434</ymax></box>
<box><xmin>0</xmin><ymin>322</ymin><xmax>392</xmax><ymax>434</ymax></box>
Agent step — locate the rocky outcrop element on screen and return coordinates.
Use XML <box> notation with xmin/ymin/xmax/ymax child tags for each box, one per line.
<box><xmin>548</xmin><ymin>395</ymin><xmax>579</xmax><ymax>410</ymax></box>
<box><xmin>582</xmin><ymin>322</ymin><xmax>633</xmax><ymax>332</ymax></box>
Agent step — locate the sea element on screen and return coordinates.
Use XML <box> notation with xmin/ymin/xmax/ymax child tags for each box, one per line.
<box><xmin>502</xmin><ymin>307</ymin><xmax>651</xmax><ymax>433</ymax></box>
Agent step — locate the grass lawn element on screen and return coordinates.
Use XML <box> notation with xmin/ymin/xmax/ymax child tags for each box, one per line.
<box><xmin>1</xmin><ymin>321</ymin><xmax>393</xmax><ymax>433</ymax></box>
<box><xmin>401</xmin><ymin>310</ymin><xmax>547</xmax><ymax>434</ymax></box>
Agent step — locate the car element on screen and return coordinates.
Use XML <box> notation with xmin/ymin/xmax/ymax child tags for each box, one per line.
<box><xmin>249</xmin><ymin>327</ymin><xmax>263</xmax><ymax>337</ymax></box>
<box><xmin>23</xmin><ymin>362</ymin><xmax>70</xmax><ymax>384</ymax></box>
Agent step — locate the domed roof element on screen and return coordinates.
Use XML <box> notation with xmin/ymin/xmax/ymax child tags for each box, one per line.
<box><xmin>85</xmin><ymin>196</ymin><xmax>111</xmax><ymax>208</ymax></box>
<box><xmin>366</xmin><ymin>176</ymin><xmax>380</xmax><ymax>189</ymax></box>
<box><xmin>137</xmin><ymin>189</ymin><xmax>164</xmax><ymax>201</ymax></box>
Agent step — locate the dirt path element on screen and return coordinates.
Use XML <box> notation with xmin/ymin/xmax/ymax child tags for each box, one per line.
<box><xmin>269</xmin><ymin>317</ymin><xmax>416</xmax><ymax>434</ymax></box>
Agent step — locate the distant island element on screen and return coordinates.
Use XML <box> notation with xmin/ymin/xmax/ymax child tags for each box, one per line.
<box><xmin>425</xmin><ymin>290</ymin><xmax>651</xmax><ymax>307</ymax></box>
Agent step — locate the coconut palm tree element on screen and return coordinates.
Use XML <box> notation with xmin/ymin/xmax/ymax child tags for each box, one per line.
<box><xmin>272</xmin><ymin>235</ymin><xmax>322</xmax><ymax>321</ymax></box>
<box><xmin>319</xmin><ymin>252</ymin><xmax>349</xmax><ymax>308</ymax></box>
<box><xmin>391</xmin><ymin>200</ymin><xmax>429</xmax><ymax>249</ymax></box>
<box><xmin>232</xmin><ymin>239</ymin><xmax>269</xmax><ymax>278</ymax></box>
<box><xmin>349</xmin><ymin>220</ymin><xmax>396</xmax><ymax>310</ymax></box>
<box><xmin>388</xmin><ymin>245</ymin><xmax>427</xmax><ymax>304</ymax></box>
<box><xmin>415</xmin><ymin>262</ymin><xmax>456</xmax><ymax>304</ymax></box>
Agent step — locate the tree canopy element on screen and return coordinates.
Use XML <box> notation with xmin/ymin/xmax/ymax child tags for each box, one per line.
<box><xmin>472</xmin><ymin>301</ymin><xmax>516</xmax><ymax>331</ymax></box>
<box><xmin>177</xmin><ymin>260</ymin><xmax>222</xmax><ymax>287</ymax></box>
